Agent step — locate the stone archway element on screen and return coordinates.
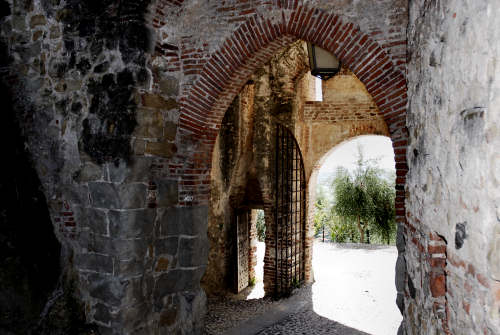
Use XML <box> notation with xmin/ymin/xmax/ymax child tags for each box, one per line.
<box><xmin>172</xmin><ymin>5</ymin><xmax>408</xmax><ymax>225</ymax></box>
<box><xmin>168</xmin><ymin>4</ymin><xmax>408</xmax><ymax>304</ymax></box>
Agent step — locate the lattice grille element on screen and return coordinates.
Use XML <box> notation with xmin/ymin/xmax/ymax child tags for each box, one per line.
<box><xmin>275</xmin><ymin>123</ymin><xmax>306</xmax><ymax>297</ymax></box>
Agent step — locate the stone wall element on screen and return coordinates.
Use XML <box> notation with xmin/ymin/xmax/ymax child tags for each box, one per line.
<box><xmin>0</xmin><ymin>0</ymin><xmax>207</xmax><ymax>334</ymax></box>
<box><xmin>0</xmin><ymin>0</ymin><xmax>412</xmax><ymax>333</ymax></box>
<box><xmin>4</xmin><ymin>0</ymin><xmax>500</xmax><ymax>333</ymax></box>
<box><xmin>405</xmin><ymin>0</ymin><xmax>500</xmax><ymax>334</ymax></box>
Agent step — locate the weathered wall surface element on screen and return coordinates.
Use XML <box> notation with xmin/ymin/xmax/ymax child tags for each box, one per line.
<box><xmin>0</xmin><ymin>0</ymin><xmax>409</xmax><ymax>334</ymax></box>
<box><xmin>203</xmin><ymin>84</ymin><xmax>258</xmax><ymax>295</ymax></box>
<box><xmin>405</xmin><ymin>1</ymin><xmax>500</xmax><ymax>334</ymax></box>
<box><xmin>204</xmin><ymin>42</ymin><xmax>303</xmax><ymax>296</ymax></box>
<box><xmin>296</xmin><ymin>68</ymin><xmax>390</xmax><ymax>178</ymax></box>
<box><xmin>0</xmin><ymin>0</ymin><xmax>206</xmax><ymax>334</ymax></box>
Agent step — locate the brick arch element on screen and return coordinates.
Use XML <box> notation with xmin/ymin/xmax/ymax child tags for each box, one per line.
<box><xmin>177</xmin><ymin>6</ymin><xmax>407</xmax><ymax>221</ymax></box>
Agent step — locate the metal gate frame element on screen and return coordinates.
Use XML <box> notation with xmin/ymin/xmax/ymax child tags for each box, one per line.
<box><xmin>274</xmin><ymin>123</ymin><xmax>306</xmax><ymax>297</ymax></box>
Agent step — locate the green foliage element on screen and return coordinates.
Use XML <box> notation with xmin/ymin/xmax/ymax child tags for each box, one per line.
<box><xmin>328</xmin><ymin>215</ymin><xmax>360</xmax><ymax>243</ymax></box>
<box><xmin>314</xmin><ymin>190</ymin><xmax>331</xmax><ymax>237</ymax></box>
<box><xmin>367</xmin><ymin>176</ymin><xmax>396</xmax><ymax>244</ymax></box>
<box><xmin>249</xmin><ymin>277</ymin><xmax>256</xmax><ymax>287</ymax></box>
<box><xmin>330</xmin><ymin>144</ymin><xmax>396</xmax><ymax>244</ymax></box>
<box><xmin>256</xmin><ymin>210</ymin><xmax>266</xmax><ymax>242</ymax></box>
<box><xmin>291</xmin><ymin>277</ymin><xmax>300</xmax><ymax>289</ymax></box>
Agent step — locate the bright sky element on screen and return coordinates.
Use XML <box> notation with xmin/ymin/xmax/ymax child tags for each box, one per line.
<box><xmin>319</xmin><ymin>135</ymin><xmax>395</xmax><ymax>174</ymax></box>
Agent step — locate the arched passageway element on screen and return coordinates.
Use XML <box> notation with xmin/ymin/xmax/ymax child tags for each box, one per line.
<box><xmin>3</xmin><ymin>0</ymin><xmax>499</xmax><ymax>334</ymax></box>
<box><xmin>201</xmin><ymin>33</ymin><xmax>404</xmax><ymax>332</ymax></box>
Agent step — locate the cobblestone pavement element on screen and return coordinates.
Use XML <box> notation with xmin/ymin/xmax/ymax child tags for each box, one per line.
<box><xmin>256</xmin><ymin>307</ymin><xmax>369</xmax><ymax>335</ymax></box>
<box><xmin>204</xmin><ymin>241</ymin><xmax>400</xmax><ymax>335</ymax></box>
<box><xmin>205</xmin><ymin>285</ymin><xmax>369</xmax><ymax>335</ymax></box>
<box><xmin>204</xmin><ymin>293</ymin><xmax>274</xmax><ymax>335</ymax></box>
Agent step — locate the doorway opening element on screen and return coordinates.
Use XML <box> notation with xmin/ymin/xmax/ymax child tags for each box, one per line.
<box><xmin>310</xmin><ymin>135</ymin><xmax>402</xmax><ymax>335</ymax></box>
<box><xmin>246</xmin><ymin>209</ymin><xmax>266</xmax><ymax>300</ymax></box>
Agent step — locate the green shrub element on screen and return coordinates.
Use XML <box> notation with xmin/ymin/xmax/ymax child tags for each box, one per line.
<box><xmin>256</xmin><ymin>210</ymin><xmax>266</xmax><ymax>242</ymax></box>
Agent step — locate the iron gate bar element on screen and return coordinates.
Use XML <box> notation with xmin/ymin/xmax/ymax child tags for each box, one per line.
<box><xmin>274</xmin><ymin>123</ymin><xmax>306</xmax><ymax>297</ymax></box>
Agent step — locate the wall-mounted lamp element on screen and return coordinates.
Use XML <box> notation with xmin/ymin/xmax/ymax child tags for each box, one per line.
<box><xmin>307</xmin><ymin>43</ymin><xmax>341</xmax><ymax>80</ymax></box>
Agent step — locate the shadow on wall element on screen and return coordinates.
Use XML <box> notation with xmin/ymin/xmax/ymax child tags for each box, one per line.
<box><xmin>0</xmin><ymin>2</ymin><xmax>91</xmax><ymax>334</ymax></box>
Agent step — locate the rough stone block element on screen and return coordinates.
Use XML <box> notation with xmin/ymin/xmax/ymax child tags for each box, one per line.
<box><xmin>395</xmin><ymin>254</ymin><xmax>406</xmax><ymax>292</ymax></box>
<box><xmin>396</xmin><ymin>292</ymin><xmax>404</xmax><ymax>314</ymax></box>
<box><xmin>107</xmin><ymin>157</ymin><xmax>152</xmax><ymax>183</ymax></box>
<box><xmin>87</xmin><ymin>235</ymin><xmax>149</xmax><ymax>260</ymax></box>
<box><xmin>396</xmin><ymin>222</ymin><xmax>405</xmax><ymax>252</ymax></box>
<box><xmin>154</xmin><ymin>268</ymin><xmax>205</xmax><ymax>296</ymax></box>
<box><xmin>12</xmin><ymin>16</ymin><xmax>26</xmax><ymax>30</ymax></box>
<box><xmin>112</xmin><ymin>238</ymin><xmax>149</xmax><ymax>260</ymax></box>
<box><xmin>84</xmin><ymin>207</ymin><xmax>109</xmax><ymax>236</ymax></box>
<box><xmin>141</xmin><ymin>93</ymin><xmax>178</xmax><ymax>110</ymax></box>
<box><xmin>159</xmin><ymin>76</ymin><xmax>179</xmax><ymax>96</ymax></box>
<box><xmin>155</xmin><ymin>257</ymin><xmax>170</xmax><ymax>272</ymax></box>
<box><xmin>29</xmin><ymin>15</ymin><xmax>46</xmax><ymax>28</ymax></box>
<box><xmin>122</xmin><ymin>303</ymin><xmax>151</xmax><ymax>331</ymax></box>
<box><xmin>155</xmin><ymin>237</ymin><xmax>179</xmax><ymax>256</ymax></box>
<box><xmin>145</xmin><ymin>141</ymin><xmax>177</xmax><ymax>158</ymax></box>
<box><xmin>164</xmin><ymin>121</ymin><xmax>177</xmax><ymax>141</ymax></box>
<box><xmin>178</xmin><ymin>236</ymin><xmax>208</xmax><ymax>267</ymax></box>
<box><xmin>134</xmin><ymin>109</ymin><xmax>164</xmax><ymax>138</ymax></box>
<box><xmin>397</xmin><ymin>322</ymin><xmax>406</xmax><ymax>335</ymax></box>
<box><xmin>75</xmin><ymin>252</ymin><xmax>113</xmax><ymax>274</ymax></box>
<box><xmin>178</xmin><ymin>289</ymin><xmax>206</xmax><ymax>333</ymax></box>
<box><xmin>63</xmin><ymin>185</ymin><xmax>90</xmax><ymax>206</ymax></box>
<box><xmin>108</xmin><ymin>209</ymin><xmax>155</xmax><ymax>238</ymax></box>
<box><xmin>116</xmin><ymin>258</ymin><xmax>145</xmax><ymax>277</ymax></box>
<box><xmin>159</xmin><ymin>206</ymin><xmax>208</xmax><ymax>236</ymax></box>
<box><xmin>93</xmin><ymin>303</ymin><xmax>114</xmax><ymax>326</ymax></box>
<box><xmin>88</xmin><ymin>274</ymin><xmax>127</xmax><ymax>307</ymax></box>
<box><xmin>133</xmin><ymin>139</ymin><xmax>146</xmax><ymax>155</ymax></box>
<box><xmin>156</xmin><ymin>179</ymin><xmax>178</xmax><ymax>207</ymax></box>
<box><xmin>89</xmin><ymin>182</ymin><xmax>147</xmax><ymax>209</ymax></box>
<box><xmin>76</xmin><ymin>162</ymin><xmax>102</xmax><ymax>183</ymax></box>
<box><xmin>159</xmin><ymin>304</ymin><xmax>178</xmax><ymax>327</ymax></box>
<box><xmin>455</xmin><ymin>222</ymin><xmax>467</xmax><ymax>249</ymax></box>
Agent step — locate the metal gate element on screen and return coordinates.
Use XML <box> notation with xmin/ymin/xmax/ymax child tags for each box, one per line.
<box><xmin>236</xmin><ymin>209</ymin><xmax>250</xmax><ymax>293</ymax></box>
<box><xmin>275</xmin><ymin>123</ymin><xmax>306</xmax><ymax>297</ymax></box>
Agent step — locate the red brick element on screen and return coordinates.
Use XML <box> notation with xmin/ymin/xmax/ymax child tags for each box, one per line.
<box><xmin>428</xmin><ymin>245</ymin><xmax>447</xmax><ymax>255</ymax></box>
<box><xmin>430</xmin><ymin>273</ymin><xmax>446</xmax><ymax>297</ymax></box>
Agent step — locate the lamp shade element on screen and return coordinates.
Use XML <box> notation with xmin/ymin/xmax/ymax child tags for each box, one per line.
<box><xmin>307</xmin><ymin>43</ymin><xmax>341</xmax><ymax>80</ymax></box>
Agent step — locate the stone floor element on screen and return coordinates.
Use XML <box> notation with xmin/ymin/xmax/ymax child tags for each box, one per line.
<box><xmin>204</xmin><ymin>240</ymin><xmax>401</xmax><ymax>335</ymax></box>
